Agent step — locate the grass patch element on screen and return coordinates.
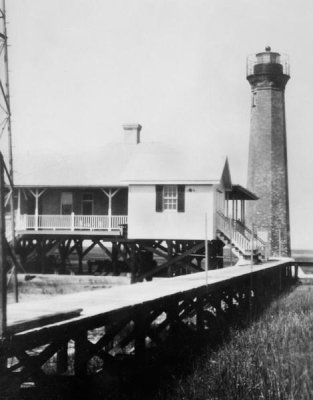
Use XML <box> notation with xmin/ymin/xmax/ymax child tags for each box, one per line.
<box><xmin>154</xmin><ymin>285</ymin><xmax>313</xmax><ymax>400</ymax></box>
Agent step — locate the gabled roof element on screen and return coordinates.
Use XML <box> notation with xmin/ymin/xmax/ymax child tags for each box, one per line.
<box><xmin>13</xmin><ymin>141</ymin><xmax>231</xmax><ymax>188</ymax></box>
<box><xmin>121</xmin><ymin>148</ymin><xmax>229</xmax><ymax>185</ymax></box>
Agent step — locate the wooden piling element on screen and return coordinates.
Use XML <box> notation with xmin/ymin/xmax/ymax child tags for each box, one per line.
<box><xmin>112</xmin><ymin>242</ymin><xmax>118</xmax><ymax>276</ymax></box>
<box><xmin>56</xmin><ymin>342</ymin><xmax>69</xmax><ymax>374</ymax></box>
<box><xmin>134</xmin><ymin>309</ymin><xmax>146</xmax><ymax>360</ymax></box>
<box><xmin>130</xmin><ymin>243</ymin><xmax>137</xmax><ymax>284</ymax></box>
<box><xmin>74</xmin><ymin>331</ymin><xmax>88</xmax><ymax>377</ymax></box>
<box><xmin>196</xmin><ymin>296</ymin><xmax>205</xmax><ymax>330</ymax></box>
<box><xmin>75</xmin><ymin>240</ymin><xmax>83</xmax><ymax>274</ymax></box>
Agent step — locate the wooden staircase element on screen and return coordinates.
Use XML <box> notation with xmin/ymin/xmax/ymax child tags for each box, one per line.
<box><xmin>216</xmin><ymin>212</ymin><xmax>268</xmax><ymax>265</ymax></box>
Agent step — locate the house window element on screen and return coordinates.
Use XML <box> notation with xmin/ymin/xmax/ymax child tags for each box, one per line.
<box><xmin>82</xmin><ymin>192</ymin><xmax>93</xmax><ymax>215</ymax></box>
<box><xmin>156</xmin><ymin>185</ymin><xmax>185</xmax><ymax>213</ymax></box>
<box><xmin>61</xmin><ymin>192</ymin><xmax>73</xmax><ymax>215</ymax></box>
<box><xmin>163</xmin><ymin>185</ymin><xmax>178</xmax><ymax>210</ymax></box>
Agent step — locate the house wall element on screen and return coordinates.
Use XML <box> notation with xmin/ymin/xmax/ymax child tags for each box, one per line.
<box><xmin>20</xmin><ymin>188</ymin><xmax>128</xmax><ymax>215</ymax></box>
<box><xmin>127</xmin><ymin>184</ymin><xmax>217</xmax><ymax>240</ymax></box>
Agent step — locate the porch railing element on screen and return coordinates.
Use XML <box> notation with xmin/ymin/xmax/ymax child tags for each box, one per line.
<box><xmin>216</xmin><ymin>211</ymin><xmax>267</xmax><ymax>254</ymax></box>
<box><xmin>16</xmin><ymin>214</ymin><xmax>128</xmax><ymax>233</ymax></box>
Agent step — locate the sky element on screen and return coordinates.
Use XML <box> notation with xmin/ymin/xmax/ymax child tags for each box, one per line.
<box><xmin>3</xmin><ymin>0</ymin><xmax>313</xmax><ymax>249</ymax></box>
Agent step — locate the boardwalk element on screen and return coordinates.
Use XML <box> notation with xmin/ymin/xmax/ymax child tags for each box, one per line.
<box><xmin>8</xmin><ymin>258</ymin><xmax>294</xmax><ymax>332</ymax></box>
<box><xmin>1</xmin><ymin>258</ymin><xmax>297</xmax><ymax>394</ymax></box>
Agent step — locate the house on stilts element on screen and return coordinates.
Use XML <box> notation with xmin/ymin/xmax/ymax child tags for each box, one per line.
<box><xmin>10</xmin><ymin>124</ymin><xmax>267</xmax><ymax>281</ymax></box>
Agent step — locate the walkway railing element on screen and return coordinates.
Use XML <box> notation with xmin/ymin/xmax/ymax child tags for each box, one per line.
<box><xmin>216</xmin><ymin>211</ymin><xmax>267</xmax><ymax>254</ymax></box>
<box><xmin>15</xmin><ymin>214</ymin><xmax>128</xmax><ymax>233</ymax></box>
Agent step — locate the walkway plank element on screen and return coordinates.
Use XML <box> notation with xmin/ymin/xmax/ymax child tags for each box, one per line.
<box><xmin>6</xmin><ymin>258</ymin><xmax>293</xmax><ymax>336</ymax></box>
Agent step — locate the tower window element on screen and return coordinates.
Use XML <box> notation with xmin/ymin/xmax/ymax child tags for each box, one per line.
<box><xmin>252</xmin><ymin>92</ymin><xmax>257</xmax><ymax>108</ymax></box>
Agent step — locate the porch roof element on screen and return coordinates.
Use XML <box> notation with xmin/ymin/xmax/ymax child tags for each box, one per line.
<box><xmin>228</xmin><ymin>185</ymin><xmax>258</xmax><ymax>200</ymax></box>
<box><xmin>13</xmin><ymin>142</ymin><xmax>149</xmax><ymax>188</ymax></box>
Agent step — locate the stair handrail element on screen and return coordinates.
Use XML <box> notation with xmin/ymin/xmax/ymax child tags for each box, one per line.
<box><xmin>216</xmin><ymin>211</ymin><xmax>266</xmax><ymax>251</ymax></box>
<box><xmin>233</xmin><ymin>218</ymin><xmax>267</xmax><ymax>246</ymax></box>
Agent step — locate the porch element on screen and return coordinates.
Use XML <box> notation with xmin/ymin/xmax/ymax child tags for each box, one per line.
<box><xmin>15</xmin><ymin>213</ymin><xmax>128</xmax><ymax>235</ymax></box>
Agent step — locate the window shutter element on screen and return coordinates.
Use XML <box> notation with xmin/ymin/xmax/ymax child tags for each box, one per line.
<box><xmin>177</xmin><ymin>185</ymin><xmax>185</xmax><ymax>212</ymax></box>
<box><xmin>156</xmin><ymin>185</ymin><xmax>163</xmax><ymax>212</ymax></box>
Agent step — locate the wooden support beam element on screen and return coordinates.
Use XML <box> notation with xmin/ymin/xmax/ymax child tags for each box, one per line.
<box><xmin>119</xmin><ymin>242</ymin><xmax>131</xmax><ymax>260</ymax></box>
<box><xmin>134</xmin><ymin>309</ymin><xmax>146</xmax><ymax>359</ymax></box>
<box><xmin>57</xmin><ymin>239</ymin><xmax>72</xmax><ymax>274</ymax></box>
<box><xmin>96</xmin><ymin>240</ymin><xmax>112</xmax><ymax>259</ymax></box>
<box><xmin>56</xmin><ymin>342</ymin><xmax>68</xmax><ymax>374</ymax></box>
<box><xmin>82</xmin><ymin>241</ymin><xmax>96</xmax><ymax>257</ymax></box>
<box><xmin>92</xmin><ymin>317</ymin><xmax>133</xmax><ymax>353</ymax></box>
<box><xmin>130</xmin><ymin>243</ymin><xmax>137</xmax><ymax>284</ymax></box>
<box><xmin>112</xmin><ymin>242</ymin><xmax>118</xmax><ymax>276</ymax></box>
<box><xmin>167</xmin><ymin>240</ymin><xmax>173</xmax><ymax>277</ymax></box>
<box><xmin>154</xmin><ymin>241</ymin><xmax>169</xmax><ymax>253</ymax></box>
<box><xmin>142</xmin><ymin>245</ymin><xmax>168</xmax><ymax>262</ymax></box>
<box><xmin>176</xmin><ymin>258</ymin><xmax>203</xmax><ymax>274</ymax></box>
<box><xmin>37</xmin><ymin>240</ymin><xmax>46</xmax><ymax>274</ymax></box>
<box><xmin>74</xmin><ymin>330</ymin><xmax>89</xmax><ymax>377</ymax></box>
<box><xmin>196</xmin><ymin>296</ymin><xmax>205</xmax><ymax>330</ymax></box>
<box><xmin>9</xmin><ymin>339</ymin><xmax>65</xmax><ymax>385</ymax></box>
<box><xmin>75</xmin><ymin>240</ymin><xmax>83</xmax><ymax>274</ymax></box>
<box><xmin>140</xmin><ymin>242</ymin><xmax>205</xmax><ymax>280</ymax></box>
<box><xmin>167</xmin><ymin>299</ymin><xmax>179</xmax><ymax>332</ymax></box>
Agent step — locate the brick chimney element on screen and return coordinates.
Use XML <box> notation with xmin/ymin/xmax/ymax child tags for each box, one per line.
<box><xmin>123</xmin><ymin>123</ymin><xmax>142</xmax><ymax>144</ymax></box>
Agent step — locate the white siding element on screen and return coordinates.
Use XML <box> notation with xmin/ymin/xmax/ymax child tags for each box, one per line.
<box><xmin>127</xmin><ymin>185</ymin><xmax>216</xmax><ymax>240</ymax></box>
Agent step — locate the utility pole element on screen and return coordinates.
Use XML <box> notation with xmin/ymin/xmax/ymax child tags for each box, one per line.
<box><xmin>0</xmin><ymin>1</ymin><xmax>18</xmax><ymax>302</ymax></box>
<box><xmin>0</xmin><ymin>154</ymin><xmax>6</xmax><ymax>337</ymax></box>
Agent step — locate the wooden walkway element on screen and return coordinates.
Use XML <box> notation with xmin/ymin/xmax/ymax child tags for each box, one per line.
<box><xmin>1</xmin><ymin>258</ymin><xmax>297</xmax><ymax>393</ymax></box>
<box><xmin>8</xmin><ymin>258</ymin><xmax>293</xmax><ymax>333</ymax></box>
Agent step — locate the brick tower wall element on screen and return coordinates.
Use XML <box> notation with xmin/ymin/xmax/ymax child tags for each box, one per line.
<box><xmin>246</xmin><ymin>74</ymin><xmax>291</xmax><ymax>257</ymax></box>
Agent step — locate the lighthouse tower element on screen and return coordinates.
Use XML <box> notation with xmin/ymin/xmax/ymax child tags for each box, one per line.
<box><xmin>246</xmin><ymin>47</ymin><xmax>291</xmax><ymax>257</ymax></box>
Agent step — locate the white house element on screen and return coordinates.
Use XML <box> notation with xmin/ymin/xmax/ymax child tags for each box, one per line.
<box><xmin>12</xmin><ymin>124</ymin><xmax>264</xmax><ymax>257</ymax></box>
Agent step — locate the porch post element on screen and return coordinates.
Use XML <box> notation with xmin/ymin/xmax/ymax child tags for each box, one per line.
<box><xmin>232</xmin><ymin>198</ymin><xmax>235</xmax><ymax>220</ymax></box>
<box><xmin>225</xmin><ymin>192</ymin><xmax>229</xmax><ymax>217</ymax></box>
<box><xmin>108</xmin><ymin>189</ymin><xmax>112</xmax><ymax>231</ymax></box>
<box><xmin>71</xmin><ymin>212</ymin><xmax>75</xmax><ymax>231</ymax></box>
<box><xmin>241</xmin><ymin>201</ymin><xmax>245</xmax><ymax>225</ymax></box>
<box><xmin>29</xmin><ymin>189</ymin><xmax>46</xmax><ymax>231</ymax></box>
<box><xmin>35</xmin><ymin>189</ymin><xmax>39</xmax><ymax>231</ymax></box>
<box><xmin>101</xmin><ymin>188</ymin><xmax>121</xmax><ymax>231</ymax></box>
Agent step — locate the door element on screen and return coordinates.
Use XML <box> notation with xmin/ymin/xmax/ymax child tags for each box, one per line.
<box><xmin>60</xmin><ymin>192</ymin><xmax>73</xmax><ymax>215</ymax></box>
<box><xmin>82</xmin><ymin>193</ymin><xmax>93</xmax><ymax>215</ymax></box>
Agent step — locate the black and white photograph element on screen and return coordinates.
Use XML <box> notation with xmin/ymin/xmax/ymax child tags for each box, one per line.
<box><xmin>0</xmin><ymin>1</ymin><xmax>312</xmax><ymax>399</ymax></box>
